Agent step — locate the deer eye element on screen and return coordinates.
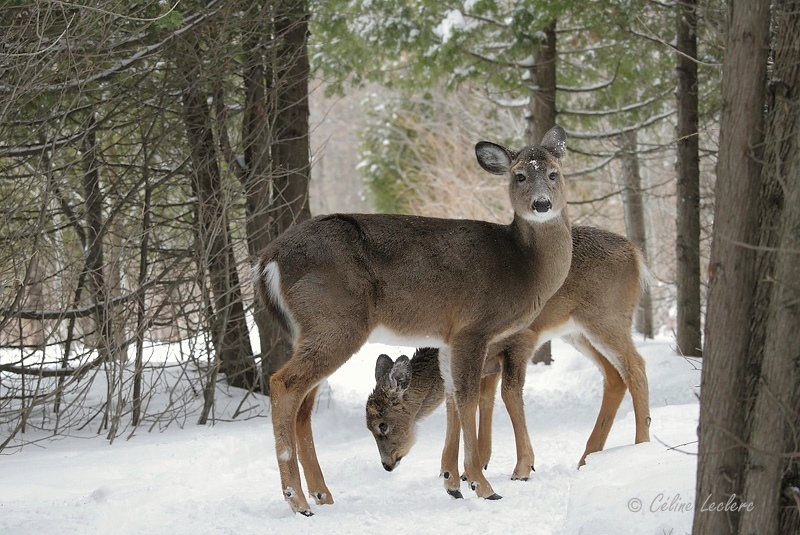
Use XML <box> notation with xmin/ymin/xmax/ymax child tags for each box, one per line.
<box><xmin>515</xmin><ymin>172</ymin><xmax>526</xmax><ymax>183</ymax></box>
<box><xmin>378</xmin><ymin>422</ymin><xmax>388</xmax><ymax>434</ymax></box>
<box><xmin>548</xmin><ymin>170</ymin><xmax>558</xmax><ymax>181</ymax></box>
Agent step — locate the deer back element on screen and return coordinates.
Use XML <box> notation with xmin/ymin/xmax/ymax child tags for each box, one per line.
<box><xmin>257</xmin><ymin>126</ymin><xmax>573</xmax><ymax>349</ymax></box>
<box><xmin>530</xmin><ymin>226</ymin><xmax>647</xmax><ymax>344</ymax></box>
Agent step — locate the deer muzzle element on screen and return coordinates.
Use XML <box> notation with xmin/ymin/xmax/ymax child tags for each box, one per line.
<box><xmin>533</xmin><ymin>198</ymin><xmax>552</xmax><ymax>213</ymax></box>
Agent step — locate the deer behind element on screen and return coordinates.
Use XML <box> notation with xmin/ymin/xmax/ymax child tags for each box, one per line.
<box><xmin>256</xmin><ymin>126</ymin><xmax>573</xmax><ymax>515</ymax></box>
<box><xmin>366</xmin><ymin>226</ymin><xmax>650</xmax><ymax>480</ymax></box>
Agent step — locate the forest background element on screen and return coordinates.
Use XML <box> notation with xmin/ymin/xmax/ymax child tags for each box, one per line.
<box><xmin>0</xmin><ymin>1</ymin><xmax>797</xmax><ymax>532</ymax></box>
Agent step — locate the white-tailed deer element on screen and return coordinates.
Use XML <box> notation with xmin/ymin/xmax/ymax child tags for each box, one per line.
<box><xmin>366</xmin><ymin>226</ymin><xmax>650</xmax><ymax>484</ymax></box>
<box><xmin>256</xmin><ymin>126</ymin><xmax>573</xmax><ymax>515</ymax></box>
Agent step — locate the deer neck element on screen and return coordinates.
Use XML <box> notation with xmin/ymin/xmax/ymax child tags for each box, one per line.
<box><xmin>512</xmin><ymin>206</ymin><xmax>571</xmax><ymax>247</ymax></box>
<box><xmin>512</xmin><ymin>208</ymin><xmax>572</xmax><ymax>291</ymax></box>
<box><xmin>408</xmin><ymin>349</ymin><xmax>447</xmax><ymax>424</ymax></box>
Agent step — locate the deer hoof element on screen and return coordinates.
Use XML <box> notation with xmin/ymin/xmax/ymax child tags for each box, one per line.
<box><xmin>486</xmin><ymin>493</ymin><xmax>502</xmax><ymax>501</ymax></box>
<box><xmin>311</xmin><ymin>492</ymin><xmax>331</xmax><ymax>505</ymax></box>
<box><xmin>446</xmin><ymin>489</ymin><xmax>464</xmax><ymax>499</ymax></box>
<box><xmin>512</xmin><ymin>476</ymin><xmax>529</xmax><ymax>482</ymax></box>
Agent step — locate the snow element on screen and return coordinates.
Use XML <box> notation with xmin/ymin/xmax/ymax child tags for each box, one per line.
<box><xmin>0</xmin><ymin>337</ymin><xmax>700</xmax><ymax>534</ymax></box>
<box><xmin>435</xmin><ymin>10</ymin><xmax>468</xmax><ymax>43</ymax></box>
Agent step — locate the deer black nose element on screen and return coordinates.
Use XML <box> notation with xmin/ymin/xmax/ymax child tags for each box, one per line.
<box><xmin>533</xmin><ymin>199</ymin><xmax>552</xmax><ymax>213</ymax></box>
<box><xmin>382</xmin><ymin>462</ymin><xmax>394</xmax><ymax>472</ymax></box>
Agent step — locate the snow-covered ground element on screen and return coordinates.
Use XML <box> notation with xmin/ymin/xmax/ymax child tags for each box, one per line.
<box><xmin>0</xmin><ymin>336</ymin><xmax>700</xmax><ymax>535</ymax></box>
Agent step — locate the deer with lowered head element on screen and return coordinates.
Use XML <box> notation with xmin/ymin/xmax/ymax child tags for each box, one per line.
<box><xmin>255</xmin><ymin>126</ymin><xmax>573</xmax><ymax>515</ymax></box>
<box><xmin>366</xmin><ymin>226</ymin><xmax>650</xmax><ymax>482</ymax></box>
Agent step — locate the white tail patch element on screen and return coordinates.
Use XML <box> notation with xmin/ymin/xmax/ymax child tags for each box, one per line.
<box><xmin>263</xmin><ymin>261</ymin><xmax>298</xmax><ymax>342</ymax></box>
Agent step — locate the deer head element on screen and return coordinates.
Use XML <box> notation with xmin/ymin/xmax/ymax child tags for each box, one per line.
<box><xmin>366</xmin><ymin>354</ymin><xmax>415</xmax><ymax>472</ymax></box>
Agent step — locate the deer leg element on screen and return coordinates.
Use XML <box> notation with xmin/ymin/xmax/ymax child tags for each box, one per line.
<box><xmin>577</xmin><ymin>338</ymin><xmax>627</xmax><ymax>467</ymax></box>
<box><xmin>496</xmin><ymin>331</ymin><xmax>537</xmax><ymax>481</ymax></box>
<box><xmin>270</xmin><ymin>331</ymin><xmax>364</xmax><ymax>515</ymax></box>
<box><xmin>477</xmin><ymin>371</ymin><xmax>500</xmax><ymax>472</ymax></box>
<box><xmin>577</xmin><ymin>332</ymin><xmax>650</xmax><ymax>467</ymax></box>
<box><xmin>441</xmin><ymin>395</ymin><xmax>463</xmax><ymax>498</ymax></box>
<box><xmin>296</xmin><ymin>385</ymin><xmax>334</xmax><ymax>505</ymax></box>
<box><xmin>270</xmin><ymin>357</ymin><xmax>315</xmax><ymax>516</ymax></box>
<box><xmin>619</xmin><ymin>340</ymin><xmax>650</xmax><ymax>445</ymax></box>
<box><xmin>498</xmin><ymin>352</ymin><xmax>535</xmax><ymax>479</ymax></box>
<box><xmin>461</xmin><ymin>372</ymin><xmax>498</xmax><ymax>481</ymax></box>
<box><xmin>449</xmin><ymin>337</ymin><xmax>500</xmax><ymax>500</ymax></box>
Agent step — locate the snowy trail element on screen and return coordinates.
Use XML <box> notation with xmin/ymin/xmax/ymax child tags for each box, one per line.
<box><xmin>0</xmin><ymin>337</ymin><xmax>699</xmax><ymax>535</ymax></box>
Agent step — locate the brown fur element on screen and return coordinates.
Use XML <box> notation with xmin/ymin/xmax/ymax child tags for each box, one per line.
<box><xmin>256</xmin><ymin>127</ymin><xmax>574</xmax><ymax>515</ymax></box>
<box><xmin>365</xmin><ymin>226</ymin><xmax>650</xmax><ymax>481</ymax></box>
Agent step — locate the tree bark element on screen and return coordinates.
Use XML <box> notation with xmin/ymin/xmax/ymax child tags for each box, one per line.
<box><xmin>82</xmin><ymin>113</ymin><xmax>115</xmax><ymax>363</ymax></box>
<box><xmin>692</xmin><ymin>0</ymin><xmax>770</xmax><ymax>533</ymax></box>
<box><xmin>525</xmin><ymin>20</ymin><xmax>557</xmax><ymax>145</ymax></box>
<box><xmin>620</xmin><ymin>129</ymin><xmax>653</xmax><ymax>338</ymax></box>
<box><xmin>177</xmin><ymin>42</ymin><xmax>257</xmax><ymax>389</ymax></box>
<box><xmin>132</xmin><ymin>147</ymin><xmax>152</xmax><ymax>427</ymax></box>
<box><xmin>240</xmin><ymin>3</ymin><xmax>284</xmax><ymax>381</ymax></box>
<box><xmin>739</xmin><ymin>3</ymin><xmax>800</xmax><ymax>533</ymax></box>
<box><xmin>675</xmin><ymin>0</ymin><xmax>702</xmax><ymax>357</ymax></box>
<box><xmin>262</xmin><ymin>0</ymin><xmax>312</xmax><ymax>379</ymax></box>
<box><xmin>527</xmin><ymin>20</ymin><xmax>557</xmax><ymax>365</ymax></box>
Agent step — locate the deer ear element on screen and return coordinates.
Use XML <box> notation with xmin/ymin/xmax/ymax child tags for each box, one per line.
<box><xmin>375</xmin><ymin>354</ymin><xmax>394</xmax><ymax>383</ymax></box>
<box><xmin>388</xmin><ymin>355</ymin><xmax>412</xmax><ymax>394</ymax></box>
<box><xmin>540</xmin><ymin>125</ymin><xmax>567</xmax><ymax>160</ymax></box>
<box><xmin>476</xmin><ymin>142</ymin><xmax>515</xmax><ymax>175</ymax></box>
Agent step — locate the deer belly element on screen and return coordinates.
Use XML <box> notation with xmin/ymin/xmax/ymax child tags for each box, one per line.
<box><xmin>365</xmin><ymin>325</ymin><xmax>447</xmax><ymax>350</ymax></box>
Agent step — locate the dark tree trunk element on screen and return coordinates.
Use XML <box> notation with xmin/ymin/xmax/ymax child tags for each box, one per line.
<box><xmin>525</xmin><ymin>20</ymin><xmax>557</xmax><ymax>145</ymax></box>
<box><xmin>620</xmin><ymin>129</ymin><xmax>653</xmax><ymax>338</ymax></box>
<box><xmin>527</xmin><ymin>20</ymin><xmax>557</xmax><ymax>366</ymax></box>
<box><xmin>271</xmin><ymin>0</ymin><xmax>312</xmax><ymax>235</ymax></box>
<box><xmin>675</xmin><ymin>0</ymin><xmax>702</xmax><ymax>357</ymax></box>
<box><xmin>239</xmin><ymin>4</ymin><xmax>285</xmax><ymax>384</ymax></box>
<box><xmin>692</xmin><ymin>0</ymin><xmax>770</xmax><ymax>533</ymax></box>
<box><xmin>261</xmin><ymin>0</ymin><xmax>312</xmax><ymax>379</ymax></box>
<box><xmin>178</xmin><ymin>44</ymin><xmax>257</xmax><ymax>390</ymax></box>
<box><xmin>132</xmin><ymin>152</ymin><xmax>152</xmax><ymax>427</ymax></box>
<box><xmin>82</xmin><ymin>114</ymin><xmax>115</xmax><ymax>362</ymax></box>
<box><xmin>739</xmin><ymin>3</ymin><xmax>800</xmax><ymax>533</ymax></box>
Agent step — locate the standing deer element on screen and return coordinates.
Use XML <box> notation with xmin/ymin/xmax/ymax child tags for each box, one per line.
<box><xmin>255</xmin><ymin>126</ymin><xmax>573</xmax><ymax>515</ymax></box>
<box><xmin>366</xmin><ymin>226</ymin><xmax>650</xmax><ymax>483</ymax></box>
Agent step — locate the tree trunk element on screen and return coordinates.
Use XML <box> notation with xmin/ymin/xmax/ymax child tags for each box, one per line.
<box><xmin>619</xmin><ymin>129</ymin><xmax>653</xmax><ymax>338</ymax></box>
<box><xmin>262</xmin><ymin>0</ymin><xmax>312</xmax><ymax>379</ymax></box>
<box><xmin>739</xmin><ymin>3</ymin><xmax>800</xmax><ymax>533</ymax></box>
<box><xmin>239</xmin><ymin>4</ymin><xmax>285</xmax><ymax>384</ymax></box>
<box><xmin>675</xmin><ymin>0</ymin><xmax>702</xmax><ymax>357</ymax></box>
<box><xmin>525</xmin><ymin>20</ymin><xmax>557</xmax><ymax>145</ymax></box>
<box><xmin>692</xmin><ymin>0</ymin><xmax>770</xmax><ymax>533</ymax></box>
<box><xmin>527</xmin><ymin>20</ymin><xmax>557</xmax><ymax>366</ymax></box>
<box><xmin>178</xmin><ymin>43</ymin><xmax>257</xmax><ymax>390</ymax></box>
<box><xmin>132</xmin><ymin>145</ymin><xmax>152</xmax><ymax>427</ymax></box>
<box><xmin>82</xmin><ymin>113</ymin><xmax>115</xmax><ymax>363</ymax></box>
